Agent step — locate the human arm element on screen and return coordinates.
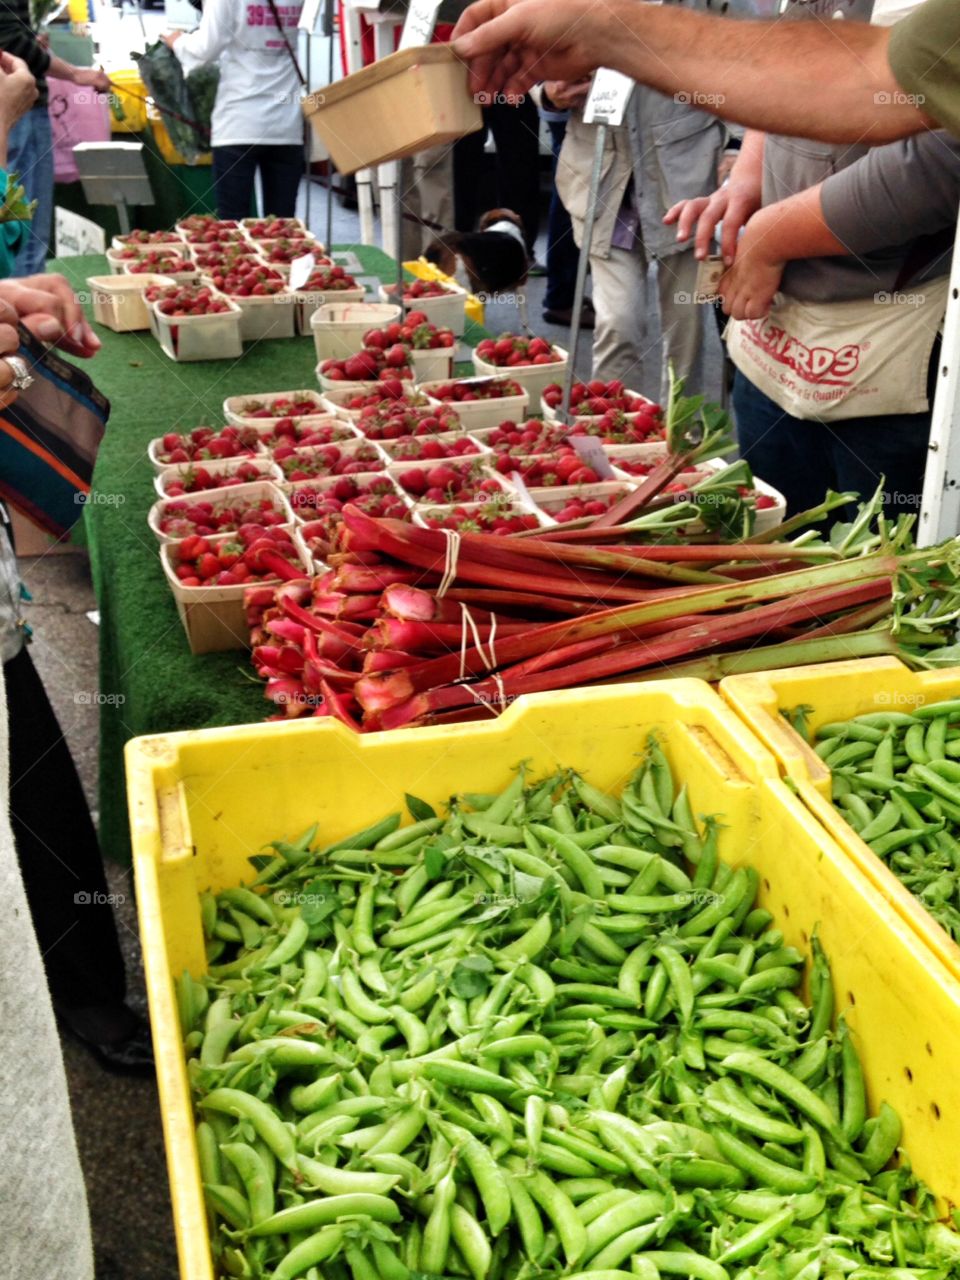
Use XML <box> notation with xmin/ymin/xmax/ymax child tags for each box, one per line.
<box><xmin>542</xmin><ymin>78</ymin><xmax>591</xmax><ymax>110</ymax></box>
<box><xmin>663</xmin><ymin>128</ymin><xmax>764</xmax><ymax>264</ymax></box>
<box><xmin>0</xmin><ymin>7</ymin><xmax>107</xmax><ymax>92</ymax></box>
<box><xmin>0</xmin><ymin>52</ymin><xmax>35</xmax><ymax>164</ymax></box>
<box><xmin>0</xmin><ymin>275</ymin><xmax>100</xmax><ymax>357</ymax></box>
<box><xmin>162</xmin><ymin>0</ymin><xmax>236</xmax><ymax>68</ymax></box>
<box><xmin>45</xmin><ymin>55</ymin><xmax>108</xmax><ymax>92</ymax></box>
<box><xmin>451</xmin><ymin>0</ymin><xmax>935</xmax><ymax>143</ymax></box>
<box><xmin>718</xmin><ymin>126</ymin><xmax>960</xmax><ymax>319</ymax></box>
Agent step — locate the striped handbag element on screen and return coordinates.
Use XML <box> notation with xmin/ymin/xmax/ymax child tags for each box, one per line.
<box><xmin>0</xmin><ymin>324</ymin><xmax>110</xmax><ymax>539</ymax></box>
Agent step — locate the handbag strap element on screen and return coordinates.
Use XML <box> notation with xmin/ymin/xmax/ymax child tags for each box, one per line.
<box><xmin>265</xmin><ymin>0</ymin><xmax>307</xmax><ymax>88</ymax></box>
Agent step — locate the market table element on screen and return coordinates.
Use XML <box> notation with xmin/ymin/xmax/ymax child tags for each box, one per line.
<box><xmin>54</xmin><ymin>246</ymin><xmax>487</xmax><ymax>864</ymax></box>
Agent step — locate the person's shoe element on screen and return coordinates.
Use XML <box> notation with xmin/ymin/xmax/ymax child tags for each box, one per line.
<box><xmin>58</xmin><ymin>1004</ymin><xmax>155</xmax><ymax>1077</ymax></box>
<box><xmin>542</xmin><ymin>299</ymin><xmax>595</xmax><ymax>329</ymax></box>
<box><xmin>527</xmin><ymin>260</ymin><xmax>548</xmax><ymax>277</ymax></box>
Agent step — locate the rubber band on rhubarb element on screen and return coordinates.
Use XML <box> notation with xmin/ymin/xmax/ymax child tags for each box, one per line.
<box><xmin>436</xmin><ymin>530</ymin><xmax>462</xmax><ymax>599</ymax></box>
<box><xmin>459</xmin><ymin>603</ymin><xmax>496</xmax><ymax>678</ymax></box>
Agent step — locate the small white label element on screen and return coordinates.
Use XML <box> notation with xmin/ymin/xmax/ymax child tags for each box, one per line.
<box><xmin>54</xmin><ymin>207</ymin><xmax>106</xmax><ymax>257</ymax></box>
<box><xmin>299</xmin><ymin>0</ymin><xmax>324</xmax><ymax>30</ymax></box>
<box><xmin>583</xmin><ymin>69</ymin><xmax>635</xmax><ymax>126</ymax></box>
<box><xmin>508</xmin><ymin>471</ymin><xmax>538</xmax><ymax>509</ymax></box>
<box><xmin>399</xmin><ymin>0</ymin><xmax>442</xmax><ymax>50</ymax></box>
<box><xmin>570</xmin><ymin>435</ymin><xmax>616</xmax><ymax>480</ymax></box>
<box><xmin>289</xmin><ymin>251</ymin><xmax>316</xmax><ymax>291</ymax></box>
<box><xmin>694</xmin><ymin>256</ymin><xmax>726</xmax><ymax>303</ymax></box>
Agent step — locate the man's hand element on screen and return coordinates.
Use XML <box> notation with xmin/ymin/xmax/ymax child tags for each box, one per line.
<box><xmin>543</xmin><ymin>78</ymin><xmax>592</xmax><ymax>110</ymax></box>
<box><xmin>0</xmin><ymin>275</ymin><xmax>101</xmax><ymax>358</ymax></box>
<box><xmin>453</xmin><ymin>0</ymin><xmax>616</xmax><ymax>100</ymax></box>
<box><xmin>161</xmin><ymin>31</ymin><xmax>184</xmax><ymax>48</ymax></box>
<box><xmin>0</xmin><ymin>53</ymin><xmax>37</xmax><ymax>139</ymax></box>
<box><xmin>73</xmin><ymin>67</ymin><xmax>110</xmax><ymax>93</ymax></box>
<box><xmin>717</xmin><ymin>215</ymin><xmax>785</xmax><ymax>320</ymax></box>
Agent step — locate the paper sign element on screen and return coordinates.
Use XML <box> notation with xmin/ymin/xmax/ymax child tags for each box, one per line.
<box><xmin>570</xmin><ymin>435</ymin><xmax>616</xmax><ymax>480</ymax></box>
<box><xmin>54</xmin><ymin>207</ymin><xmax>106</xmax><ymax>257</ymax></box>
<box><xmin>508</xmin><ymin>471</ymin><xmax>538</xmax><ymax>510</ymax></box>
<box><xmin>694</xmin><ymin>255</ymin><xmax>725</xmax><ymax>303</ymax></box>
<box><xmin>289</xmin><ymin>251</ymin><xmax>317</xmax><ymax>291</ymax></box>
<box><xmin>583</xmin><ymin>69</ymin><xmax>635</xmax><ymax>126</ymax></box>
<box><xmin>399</xmin><ymin>0</ymin><xmax>443</xmax><ymax>50</ymax></box>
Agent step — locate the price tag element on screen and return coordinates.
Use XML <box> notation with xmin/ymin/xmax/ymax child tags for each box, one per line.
<box><xmin>583</xmin><ymin>69</ymin><xmax>635</xmax><ymax>126</ymax></box>
<box><xmin>570</xmin><ymin>435</ymin><xmax>616</xmax><ymax>480</ymax></box>
<box><xmin>508</xmin><ymin>471</ymin><xmax>538</xmax><ymax>511</ymax></box>
<box><xmin>694</xmin><ymin>255</ymin><xmax>725</xmax><ymax>303</ymax></box>
<box><xmin>399</xmin><ymin>0</ymin><xmax>443</xmax><ymax>50</ymax></box>
<box><xmin>289</xmin><ymin>251</ymin><xmax>316</xmax><ymax>291</ymax></box>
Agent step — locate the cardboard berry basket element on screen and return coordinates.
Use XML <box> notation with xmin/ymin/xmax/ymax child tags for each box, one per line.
<box><xmin>316</xmin><ymin>368</ymin><xmax>416</xmax><ymax>396</ymax></box>
<box><xmin>419</xmin><ymin>377</ymin><xmax>529</xmax><ymax>432</ymax></box>
<box><xmin>303</xmin><ymin>44</ymin><xmax>482</xmax><ymax>175</ymax></box>
<box><xmin>386</xmin><ymin>456</ymin><xmax>505</xmax><ymax>506</ymax></box>
<box><xmin>199</xmin><ymin>277</ymin><xmax>297</xmax><ymax>342</ymax></box>
<box><xmin>148</xmin><ymin>433</ymin><xmax>267</xmax><ymax>474</ymax></box>
<box><xmin>240</xmin><ymin>218</ymin><xmax>314</xmax><ymax>242</ymax></box>
<box><xmin>147</xmin><ymin>480</ymin><xmax>294</xmax><ymax>544</ymax></box>
<box><xmin>148</xmin><ymin>293</ymin><xmax>244</xmax><ymax>363</ymax></box>
<box><xmin>123</xmin><ymin>260</ymin><xmax>200</xmax><ymax>287</ymax></box>
<box><xmin>87</xmin><ymin>273</ymin><xmax>177</xmax><ymax>333</ymax></box>
<box><xmin>408</xmin><ymin>346</ymin><xmax>455</xmax><ymax>382</ymax></box>
<box><xmin>378</xmin><ymin>279</ymin><xmax>467</xmax><ymax>336</ymax></box>
<box><xmin>374</xmin><ymin>432</ymin><xmax>490</xmax><ymax>463</ymax></box>
<box><xmin>105</xmin><ymin>246</ymin><xmax>192</xmax><ymax>277</ymax></box>
<box><xmin>161</xmin><ymin>526</ymin><xmax>310</xmax><ymax>655</ymax></box>
<box><xmin>540</xmin><ymin>388</ymin><xmax>662</xmax><ymax>428</ymax></box>
<box><xmin>310</xmin><ymin>301</ymin><xmax>402</xmax><ymax>362</ymax></box>
<box><xmin>111</xmin><ymin>230</ymin><xmax>184</xmax><ymax>253</ymax></box>
<box><xmin>411</xmin><ymin>496</ymin><xmax>548</xmax><ymax>531</ymax></box>
<box><xmin>318</xmin><ymin>384</ymin><xmax>432</xmax><ymax>423</ymax></box>
<box><xmin>222</xmin><ymin>389</ymin><xmax>329</xmax><ymax>428</ymax></box>
<box><xmin>472</xmin><ymin>344</ymin><xmax>569</xmax><ymax>404</ymax></box>
<box><xmin>293</xmin><ymin>284</ymin><xmax>367</xmax><ymax>335</ymax></box>
<box><xmin>254</xmin><ymin>244</ymin><xmax>331</xmax><ymax>281</ymax></box>
<box><xmin>274</xmin><ymin>437</ymin><xmax>390</xmax><ymax>485</ymax></box>
<box><xmin>154</xmin><ymin>456</ymin><xmax>283</xmax><ymax>499</ymax></box>
<box><xmin>527</xmin><ymin>480</ymin><xmax>635</xmax><ymax>526</ymax></box>
<box><xmin>282</xmin><ymin>470</ymin><xmax>409</xmax><ymax>526</ymax></box>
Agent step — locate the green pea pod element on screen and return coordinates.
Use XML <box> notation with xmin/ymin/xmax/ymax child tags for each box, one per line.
<box><xmin>718</xmin><ymin>1207</ymin><xmax>795</xmax><ymax>1264</ymax></box>
<box><xmin>248</xmin><ymin>1191</ymin><xmax>401</xmax><ymax>1236</ymax></box>
<box><xmin>504</xmin><ymin>1171</ymin><xmax>545</xmax><ymax>1261</ymax></box>
<box><xmin>859</xmin><ymin>1101</ymin><xmax>901</xmax><ymax>1175</ymax></box>
<box><xmin>583</xmin><ymin>1191</ymin><xmax>666</xmax><ymax>1262</ymax></box>
<box><xmin>838</xmin><ymin>1020</ymin><xmax>867</xmax><ymax>1144</ymax></box>
<box><xmin>573</xmin><ymin>775</ymin><xmax>622</xmax><ymax>824</ymax></box>
<box><xmin>678</xmin><ymin>869</ymin><xmax>750</xmax><ymax>938</ymax></box>
<box><xmin>260</xmin><ymin>915</ymin><xmax>309</xmax><ymax>970</ymax></box>
<box><xmin>272</xmin><ymin>1225</ymin><xmax>348</xmax><ymax>1280</ymax></box>
<box><xmin>531</xmin><ymin>825</ymin><xmax>605</xmax><ymax>899</ymax></box>
<box><xmin>421</xmin><ymin>1164</ymin><xmax>457</xmax><ymax>1274</ymax></box>
<box><xmin>199</xmin><ymin>1088</ymin><xmax>296</xmax><ymax>1170</ymax></box>
<box><xmin>808</xmin><ymin>935</ymin><xmax>834</xmax><ymax>1041</ymax></box>
<box><xmin>202</xmin><ymin>1182</ymin><xmax>249</xmax><ymax>1230</ymax></box>
<box><xmin>635</xmin><ymin>1251</ymin><xmax>729</xmax><ymax>1280</ymax></box>
<box><xmin>375</xmin><ymin>817</ymin><xmax>443</xmax><ymax>852</ymax></box>
<box><xmin>299</xmin><ymin>948</ymin><xmax>328</xmax><ymax>1002</ymax></box>
<box><xmin>653</xmin><ymin>945</ymin><xmax>694</xmax><ymax>1023</ymax></box>
<box><xmin>526</xmin><ymin>1168</ymin><xmax>587</xmax><ymax>1266</ymax></box>
<box><xmin>738</xmin><ymin>966</ymin><xmax>800</xmax><ymax>997</ymax></box>
<box><xmin>711</xmin><ymin>1129</ymin><xmax>817</xmax><ymax>1195</ymax></box>
<box><xmin>220</xmin><ymin>1142</ymin><xmax>274</xmax><ymax>1225</ymax></box>
<box><xmin>195</xmin><ymin>1121</ymin><xmax>221</xmax><ymax>1187</ymax></box>
<box><xmin>720</xmin><ymin>1051</ymin><xmax>840</xmax><ymax>1137</ymax></box>
<box><xmin>370</xmin><ymin>1240</ymin><xmax>411</xmax><ymax>1280</ymax></box>
<box><xmin>499</xmin><ymin>911</ymin><xmax>553</xmax><ymax>963</ymax></box>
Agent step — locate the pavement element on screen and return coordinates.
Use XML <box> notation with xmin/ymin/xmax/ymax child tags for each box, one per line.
<box><xmin>26</xmin><ymin>7</ymin><xmax>728</xmax><ymax>1276</ymax></box>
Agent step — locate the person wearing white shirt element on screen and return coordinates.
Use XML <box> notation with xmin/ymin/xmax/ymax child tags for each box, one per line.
<box><xmin>164</xmin><ymin>0</ymin><xmax>306</xmax><ymax>219</ymax></box>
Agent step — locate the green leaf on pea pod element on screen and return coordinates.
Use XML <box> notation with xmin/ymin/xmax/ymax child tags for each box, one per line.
<box><xmin>424</xmin><ymin>845</ymin><xmax>448</xmax><ymax>879</ymax></box>
<box><xmin>405</xmin><ymin>793</ymin><xmax>437</xmax><ymax>822</ymax></box>
<box><xmin>513</xmin><ymin>871</ymin><xmax>545</xmax><ymax>903</ymax></box>
<box><xmin>299</xmin><ymin>877</ymin><xmax>341</xmax><ymax>926</ymax></box>
<box><xmin>247</xmin><ymin>854</ymin><xmax>275</xmax><ymax>871</ymax></box>
<box><xmin>450</xmin><ymin>954</ymin><xmax>493</xmax><ymax>999</ymax></box>
<box><xmin>461</xmin><ymin>844</ymin><xmax>511</xmax><ymax>874</ymax></box>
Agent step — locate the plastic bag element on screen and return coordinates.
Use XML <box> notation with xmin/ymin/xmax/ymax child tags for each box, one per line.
<box><xmin>132</xmin><ymin>41</ymin><xmax>218</xmax><ymax>164</ymax></box>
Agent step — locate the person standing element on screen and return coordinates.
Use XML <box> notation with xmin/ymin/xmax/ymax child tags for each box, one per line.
<box><xmin>165</xmin><ymin>0</ymin><xmax>306</xmax><ymax>220</ymax></box>
<box><xmin>537</xmin><ymin>80</ymin><xmax>592</xmax><ymax>328</ymax></box>
<box><xmin>554</xmin><ymin>84</ymin><xmax>724</xmax><ymax>402</ymax></box>
<box><xmin>0</xmin><ymin>1</ymin><xmax>108</xmax><ymax>275</ymax></box>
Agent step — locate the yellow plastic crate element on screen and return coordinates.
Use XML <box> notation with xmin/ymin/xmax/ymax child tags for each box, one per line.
<box><xmin>404</xmin><ymin>255</ymin><xmax>484</xmax><ymax>327</ymax></box>
<box><xmin>722</xmin><ymin>657</ymin><xmax>960</xmax><ymax>982</ymax></box>
<box><xmin>148</xmin><ymin>105</ymin><xmax>212</xmax><ymax>168</ymax></box>
<box><xmin>127</xmin><ymin>680</ymin><xmax>960</xmax><ymax>1280</ymax></box>
<box><xmin>107</xmin><ymin>67</ymin><xmax>147</xmax><ymax>134</ymax></box>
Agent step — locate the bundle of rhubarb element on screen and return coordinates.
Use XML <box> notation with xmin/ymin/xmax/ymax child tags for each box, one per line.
<box><xmin>244</xmin><ymin>486</ymin><xmax>960</xmax><ymax>727</ymax></box>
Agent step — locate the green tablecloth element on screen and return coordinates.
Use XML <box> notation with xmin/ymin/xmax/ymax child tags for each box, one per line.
<box><xmin>54</xmin><ymin>247</ymin><xmax>485</xmax><ymax>864</ymax></box>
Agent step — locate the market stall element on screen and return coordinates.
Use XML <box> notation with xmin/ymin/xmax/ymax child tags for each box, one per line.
<box><xmin>55</xmin><ymin>244</ymin><xmax>486</xmax><ymax>863</ymax></box>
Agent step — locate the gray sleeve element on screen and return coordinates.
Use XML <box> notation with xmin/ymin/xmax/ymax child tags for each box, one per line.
<box><xmin>821</xmin><ymin>130</ymin><xmax>960</xmax><ymax>253</ymax></box>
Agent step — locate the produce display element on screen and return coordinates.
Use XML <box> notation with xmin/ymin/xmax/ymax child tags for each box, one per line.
<box><xmin>385</xmin><ymin>277</ymin><xmax>460</xmax><ymax>300</ymax></box>
<box><xmin>334</xmin><ymin>389</ymin><xmax>430</xmax><ymax>414</ymax></box>
<box><xmin>262</xmin><ymin>420</ymin><xmax>358</xmax><ymax>453</ymax></box>
<box><xmin>805</xmin><ymin>702</ymin><xmax>960</xmax><ymax>942</ymax></box>
<box><xmin>155</xmin><ymin>425</ymin><xmax>261</xmax><ymax>464</ymax></box>
<box><xmin>146</xmin><ymin>283</ymin><xmax>234</xmax><ymax>316</ymax></box>
<box><xmin>207</xmin><ymin>263</ymin><xmax>287</xmax><ymax>297</ymax></box>
<box><xmin>480</xmin><ymin>420</ymin><xmax>572</xmax><ymax>455</ymax></box>
<box><xmin>474</xmin><ymin>333</ymin><xmax>565</xmax><ymax>367</ymax></box>
<box><xmin>180</xmin><ymin>749</ymin><xmax>960</xmax><ymax>1278</ymax></box>
<box><xmin>278</xmin><ymin>444</ymin><xmax>384</xmax><ymax>482</ymax></box>
<box><xmin>362</xmin><ymin>312</ymin><xmax>455</xmax><ymax>352</ymax></box>
<box><xmin>543</xmin><ymin>380</ymin><xmax>658</xmax><ymax>417</ymax></box>
<box><xmin>301</xmin><ymin>265</ymin><xmax>359</xmax><ymax>292</ymax></box>
<box><xmin>245</xmin><ymin>217</ymin><xmax>312</xmax><ymax>240</ymax></box>
<box><xmin>161</xmin><ymin>460</ymin><xmax>276</xmax><ymax>496</ymax></box>
<box><xmin>428</xmin><ymin>377</ymin><xmax>525</xmax><ymax>403</ymax></box>
<box><xmin>358</xmin><ymin>407</ymin><xmax>462</xmax><ymax>440</ymax></box>
<box><xmin>377</xmin><ymin>435</ymin><xmax>483</xmax><ymax>462</ymax></box>
<box><xmin>260</xmin><ymin>241</ymin><xmax>330</xmax><ymax>266</ymax></box>
<box><xmin>289</xmin><ymin>480</ymin><xmax>411</xmax><ymax>555</ymax></box>
<box><xmin>116</xmin><ymin>229</ymin><xmax>181</xmax><ymax>245</ymax></box>
<box><xmin>419</xmin><ymin>498</ymin><xmax>541</xmax><ymax>533</ymax></box>
<box><xmin>169</xmin><ymin>525</ymin><xmax>302</xmax><ymax>587</ymax></box>
<box><xmin>126</xmin><ymin>252</ymin><xmax>193</xmax><ymax>275</ymax></box>
<box><xmin>320</xmin><ymin>350</ymin><xmax>415</xmax><ymax>383</ymax></box>
<box><xmin>392</xmin><ymin>460</ymin><xmax>501</xmax><ymax>504</ymax></box>
<box><xmin>156</xmin><ymin>494</ymin><xmax>288</xmax><ymax>538</ymax></box>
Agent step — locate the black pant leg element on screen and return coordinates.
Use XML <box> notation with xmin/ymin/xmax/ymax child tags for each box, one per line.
<box><xmin>212</xmin><ymin>145</ymin><xmax>259</xmax><ymax>220</ymax></box>
<box><xmin>5</xmin><ymin>646</ymin><xmax>126</xmax><ymax>1010</ymax></box>
<box><xmin>257</xmin><ymin>144</ymin><xmax>305</xmax><ymax>218</ymax></box>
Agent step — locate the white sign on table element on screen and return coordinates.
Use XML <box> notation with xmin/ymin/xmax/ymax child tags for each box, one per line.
<box><xmin>571</xmin><ymin>435</ymin><xmax>617</xmax><ymax>480</ymax></box>
<box><xmin>289</xmin><ymin>252</ymin><xmax>317</xmax><ymax>291</ymax></box>
<box><xmin>54</xmin><ymin>208</ymin><xmax>106</xmax><ymax>258</ymax></box>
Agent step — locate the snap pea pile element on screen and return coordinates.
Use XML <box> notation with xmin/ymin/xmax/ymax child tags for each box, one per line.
<box><xmin>180</xmin><ymin>739</ymin><xmax>960</xmax><ymax>1280</ymax></box>
<box><xmin>803</xmin><ymin>699</ymin><xmax>960</xmax><ymax>943</ymax></box>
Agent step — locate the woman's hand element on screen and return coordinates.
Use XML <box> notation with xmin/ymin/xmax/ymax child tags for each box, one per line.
<box><xmin>543</xmin><ymin>78</ymin><xmax>592</xmax><ymax>110</ymax></box>
<box><xmin>0</xmin><ymin>275</ymin><xmax>101</xmax><ymax>357</ymax></box>
<box><xmin>0</xmin><ymin>298</ymin><xmax>28</xmax><ymax>409</ymax></box>
<box><xmin>717</xmin><ymin>215</ymin><xmax>785</xmax><ymax>320</ymax></box>
<box><xmin>664</xmin><ymin>170</ymin><xmax>762</xmax><ymax>264</ymax></box>
<box><xmin>0</xmin><ymin>53</ymin><xmax>37</xmax><ymax>143</ymax></box>
<box><xmin>161</xmin><ymin>31</ymin><xmax>184</xmax><ymax>48</ymax></box>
